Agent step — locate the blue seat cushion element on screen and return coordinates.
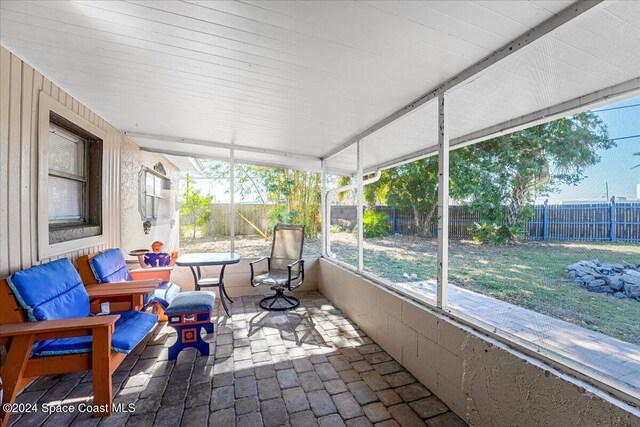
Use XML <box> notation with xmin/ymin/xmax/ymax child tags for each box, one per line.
<box><xmin>7</xmin><ymin>258</ymin><xmax>90</xmax><ymax>323</ymax></box>
<box><xmin>144</xmin><ymin>281</ymin><xmax>182</xmax><ymax>310</ymax></box>
<box><xmin>165</xmin><ymin>291</ymin><xmax>216</xmax><ymax>315</ymax></box>
<box><xmin>89</xmin><ymin>249</ymin><xmax>132</xmax><ymax>283</ymax></box>
<box><xmin>32</xmin><ymin>310</ymin><xmax>158</xmax><ymax>356</ymax></box>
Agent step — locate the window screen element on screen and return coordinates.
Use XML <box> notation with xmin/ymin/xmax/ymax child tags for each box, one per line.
<box><xmin>143</xmin><ymin>169</ymin><xmax>167</xmax><ymax>220</ymax></box>
<box><xmin>48</xmin><ymin>124</ymin><xmax>87</xmax><ymax>223</ymax></box>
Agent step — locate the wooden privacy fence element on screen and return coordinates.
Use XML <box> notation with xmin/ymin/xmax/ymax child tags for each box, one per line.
<box><xmin>330</xmin><ymin>203</ymin><xmax>640</xmax><ymax>242</ymax></box>
<box><xmin>208</xmin><ymin>203</ymin><xmax>272</xmax><ymax>236</ymax></box>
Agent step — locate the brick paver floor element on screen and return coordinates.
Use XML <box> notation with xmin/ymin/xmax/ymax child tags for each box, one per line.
<box><xmin>8</xmin><ymin>292</ymin><xmax>466</xmax><ymax>427</ymax></box>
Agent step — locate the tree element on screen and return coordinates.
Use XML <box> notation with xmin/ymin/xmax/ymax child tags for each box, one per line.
<box><xmin>365</xmin><ymin>158</ymin><xmax>439</xmax><ymax>237</ymax></box>
<box><xmin>363</xmin><ymin>111</ymin><xmax>611</xmax><ymax>242</ymax></box>
<box><xmin>361</xmin><ymin>152</ymin><xmax>473</xmax><ymax>237</ymax></box>
<box><xmin>454</xmin><ymin>111</ymin><xmax>612</xmax><ymax>239</ymax></box>
<box><xmin>179</xmin><ymin>175</ymin><xmax>213</xmax><ymax>239</ymax></box>
<box><xmin>202</xmin><ymin>162</ymin><xmax>321</xmax><ymax>238</ymax></box>
<box><xmin>262</xmin><ymin>168</ymin><xmax>321</xmax><ymax>237</ymax></box>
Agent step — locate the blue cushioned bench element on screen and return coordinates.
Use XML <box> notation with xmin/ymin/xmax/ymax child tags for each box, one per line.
<box><xmin>8</xmin><ymin>258</ymin><xmax>158</xmax><ymax>356</ymax></box>
<box><xmin>84</xmin><ymin>248</ymin><xmax>181</xmax><ymax>316</ymax></box>
<box><xmin>0</xmin><ymin>258</ymin><xmax>158</xmax><ymax>421</ymax></box>
<box><xmin>165</xmin><ymin>291</ymin><xmax>216</xmax><ymax>360</ymax></box>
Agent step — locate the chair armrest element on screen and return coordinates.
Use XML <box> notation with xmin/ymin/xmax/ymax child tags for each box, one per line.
<box><xmin>124</xmin><ymin>279</ymin><xmax>162</xmax><ymax>286</ymax></box>
<box><xmin>0</xmin><ymin>315</ymin><xmax>120</xmax><ymax>338</ymax></box>
<box><xmin>130</xmin><ymin>267</ymin><xmax>173</xmax><ymax>273</ymax></box>
<box><xmin>287</xmin><ymin>259</ymin><xmax>304</xmax><ymax>270</ymax></box>
<box><xmin>85</xmin><ymin>280</ymin><xmax>161</xmax><ymax>298</ymax></box>
<box><xmin>130</xmin><ymin>267</ymin><xmax>173</xmax><ymax>281</ymax></box>
<box><xmin>249</xmin><ymin>256</ymin><xmax>270</xmax><ymax>266</ymax></box>
<box><xmin>250</xmin><ymin>257</ymin><xmax>270</xmax><ymax>284</ymax></box>
<box><xmin>287</xmin><ymin>259</ymin><xmax>305</xmax><ymax>291</ymax></box>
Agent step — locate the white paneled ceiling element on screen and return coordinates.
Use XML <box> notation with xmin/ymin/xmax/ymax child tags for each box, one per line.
<box><xmin>448</xmin><ymin>0</ymin><xmax>640</xmax><ymax>143</ymax></box>
<box><xmin>1</xmin><ymin>1</ymin><xmax>638</xmax><ymax>173</ymax></box>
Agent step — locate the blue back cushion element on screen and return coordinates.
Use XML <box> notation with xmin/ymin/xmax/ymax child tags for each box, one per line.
<box><xmin>8</xmin><ymin>258</ymin><xmax>90</xmax><ymax>322</ymax></box>
<box><xmin>89</xmin><ymin>249</ymin><xmax>132</xmax><ymax>283</ymax></box>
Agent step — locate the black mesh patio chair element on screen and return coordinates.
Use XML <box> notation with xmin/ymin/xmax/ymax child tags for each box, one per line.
<box><xmin>250</xmin><ymin>224</ymin><xmax>305</xmax><ymax>311</ymax></box>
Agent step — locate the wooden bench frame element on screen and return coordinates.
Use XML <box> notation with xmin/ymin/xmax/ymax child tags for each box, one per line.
<box><xmin>0</xmin><ymin>277</ymin><xmax>160</xmax><ymax>425</ymax></box>
<box><xmin>77</xmin><ymin>252</ymin><xmax>174</xmax><ymax>320</ymax></box>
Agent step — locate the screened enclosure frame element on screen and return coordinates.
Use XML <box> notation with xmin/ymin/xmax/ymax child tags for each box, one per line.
<box><xmin>319</xmin><ymin>88</ymin><xmax>640</xmax><ymax>407</ymax></box>
<box><xmin>3</xmin><ymin>0</ymin><xmax>640</xmax><ymax>413</ymax></box>
<box><xmin>198</xmin><ymin>0</ymin><xmax>640</xmax><ymax>402</ymax></box>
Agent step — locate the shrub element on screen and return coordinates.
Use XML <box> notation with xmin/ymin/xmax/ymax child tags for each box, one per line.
<box><xmin>330</xmin><ymin>224</ymin><xmax>344</xmax><ymax>233</ymax></box>
<box><xmin>362</xmin><ymin>210</ymin><xmax>390</xmax><ymax>238</ymax></box>
<box><xmin>268</xmin><ymin>205</ymin><xmax>300</xmax><ymax>232</ymax></box>
<box><xmin>180</xmin><ymin>175</ymin><xmax>213</xmax><ymax>239</ymax></box>
<box><xmin>472</xmin><ymin>221</ymin><xmax>525</xmax><ymax>244</ymax></box>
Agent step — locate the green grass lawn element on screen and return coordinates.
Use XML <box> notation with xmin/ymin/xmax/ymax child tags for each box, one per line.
<box><xmin>331</xmin><ymin>233</ymin><xmax>640</xmax><ymax>345</ymax></box>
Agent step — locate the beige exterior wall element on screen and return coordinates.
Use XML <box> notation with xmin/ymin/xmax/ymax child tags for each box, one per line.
<box><xmin>120</xmin><ymin>137</ymin><xmax>180</xmax><ymax>259</ymax></box>
<box><xmin>318</xmin><ymin>258</ymin><xmax>638</xmax><ymax>426</ymax></box>
<box><xmin>0</xmin><ymin>46</ymin><xmax>122</xmax><ymax>276</ymax></box>
<box><xmin>0</xmin><ymin>46</ymin><xmax>176</xmax><ymax>277</ymax></box>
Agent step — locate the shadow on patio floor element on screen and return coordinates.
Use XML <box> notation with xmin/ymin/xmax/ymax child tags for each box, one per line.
<box><xmin>9</xmin><ymin>292</ymin><xmax>466</xmax><ymax>427</ymax></box>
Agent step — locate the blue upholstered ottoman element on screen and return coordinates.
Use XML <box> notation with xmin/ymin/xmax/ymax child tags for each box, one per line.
<box><xmin>165</xmin><ymin>291</ymin><xmax>216</xmax><ymax>360</ymax></box>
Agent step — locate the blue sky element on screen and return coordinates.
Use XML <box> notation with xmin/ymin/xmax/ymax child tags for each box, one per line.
<box><xmin>543</xmin><ymin>96</ymin><xmax>640</xmax><ymax>203</ymax></box>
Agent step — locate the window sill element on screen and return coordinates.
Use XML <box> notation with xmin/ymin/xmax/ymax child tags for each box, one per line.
<box><xmin>49</xmin><ymin>224</ymin><xmax>102</xmax><ymax>244</ymax></box>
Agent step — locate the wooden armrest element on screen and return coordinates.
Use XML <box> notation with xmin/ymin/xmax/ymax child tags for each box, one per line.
<box><xmin>130</xmin><ymin>267</ymin><xmax>173</xmax><ymax>282</ymax></box>
<box><xmin>85</xmin><ymin>280</ymin><xmax>160</xmax><ymax>298</ymax></box>
<box><xmin>130</xmin><ymin>267</ymin><xmax>173</xmax><ymax>273</ymax></box>
<box><xmin>84</xmin><ymin>279</ymin><xmax>162</xmax><ymax>286</ymax></box>
<box><xmin>124</xmin><ymin>279</ymin><xmax>162</xmax><ymax>287</ymax></box>
<box><xmin>0</xmin><ymin>315</ymin><xmax>120</xmax><ymax>338</ymax></box>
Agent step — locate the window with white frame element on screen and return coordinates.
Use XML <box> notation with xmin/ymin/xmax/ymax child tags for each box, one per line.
<box><xmin>46</xmin><ymin>114</ymin><xmax>103</xmax><ymax>245</ymax></box>
<box><xmin>48</xmin><ymin>123</ymin><xmax>87</xmax><ymax>224</ymax></box>
<box><xmin>142</xmin><ymin>168</ymin><xmax>168</xmax><ymax>221</ymax></box>
<box><xmin>38</xmin><ymin>93</ymin><xmax>105</xmax><ymax>255</ymax></box>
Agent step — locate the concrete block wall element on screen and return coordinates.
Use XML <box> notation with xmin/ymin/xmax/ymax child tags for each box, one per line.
<box><xmin>318</xmin><ymin>258</ymin><xmax>639</xmax><ymax>426</ymax></box>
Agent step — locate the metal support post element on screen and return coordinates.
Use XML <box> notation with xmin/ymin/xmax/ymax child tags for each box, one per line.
<box><xmin>437</xmin><ymin>93</ymin><xmax>450</xmax><ymax>309</ymax></box>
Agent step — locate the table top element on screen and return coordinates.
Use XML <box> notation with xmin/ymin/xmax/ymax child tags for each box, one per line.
<box><xmin>128</xmin><ymin>249</ymin><xmax>149</xmax><ymax>256</ymax></box>
<box><xmin>175</xmin><ymin>252</ymin><xmax>241</xmax><ymax>267</ymax></box>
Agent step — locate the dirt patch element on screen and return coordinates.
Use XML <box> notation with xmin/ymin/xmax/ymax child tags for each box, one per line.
<box><xmin>181</xmin><ymin>236</ymin><xmax>321</xmax><ymax>258</ymax></box>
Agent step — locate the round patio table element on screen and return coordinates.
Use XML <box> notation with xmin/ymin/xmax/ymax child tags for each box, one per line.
<box><xmin>175</xmin><ymin>252</ymin><xmax>241</xmax><ymax>317</ymax></box>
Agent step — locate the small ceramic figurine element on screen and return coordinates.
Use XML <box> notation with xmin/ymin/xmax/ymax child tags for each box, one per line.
<box><xmin>137</xmin><ymin>241</ymin><xmax>178</xmax><ymax>268</ymax></box>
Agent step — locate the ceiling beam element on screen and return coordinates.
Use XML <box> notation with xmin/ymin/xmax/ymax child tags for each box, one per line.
<box><xmin>450</xmin><ymin>77</ymin><xmax>640</xmax><ymax>149</ymax></box>
<box><xmin>361</xmin><ymin>77</ymin><xmax>640</xmax><ymax>175</ymax></box>
<box><xmin>125</xmin><ymin>131</ymin><xmax>321</xmax><ymax>161</ymax></box>
<box><xmin>322</xmin><ymin>0</ymin><xmax>603</xmax><ymax>161</ymax></box>
<box><xmin>139</xmin><ymin>146</ymin><xmax>321</xmax><ymax>173</ymax></box>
